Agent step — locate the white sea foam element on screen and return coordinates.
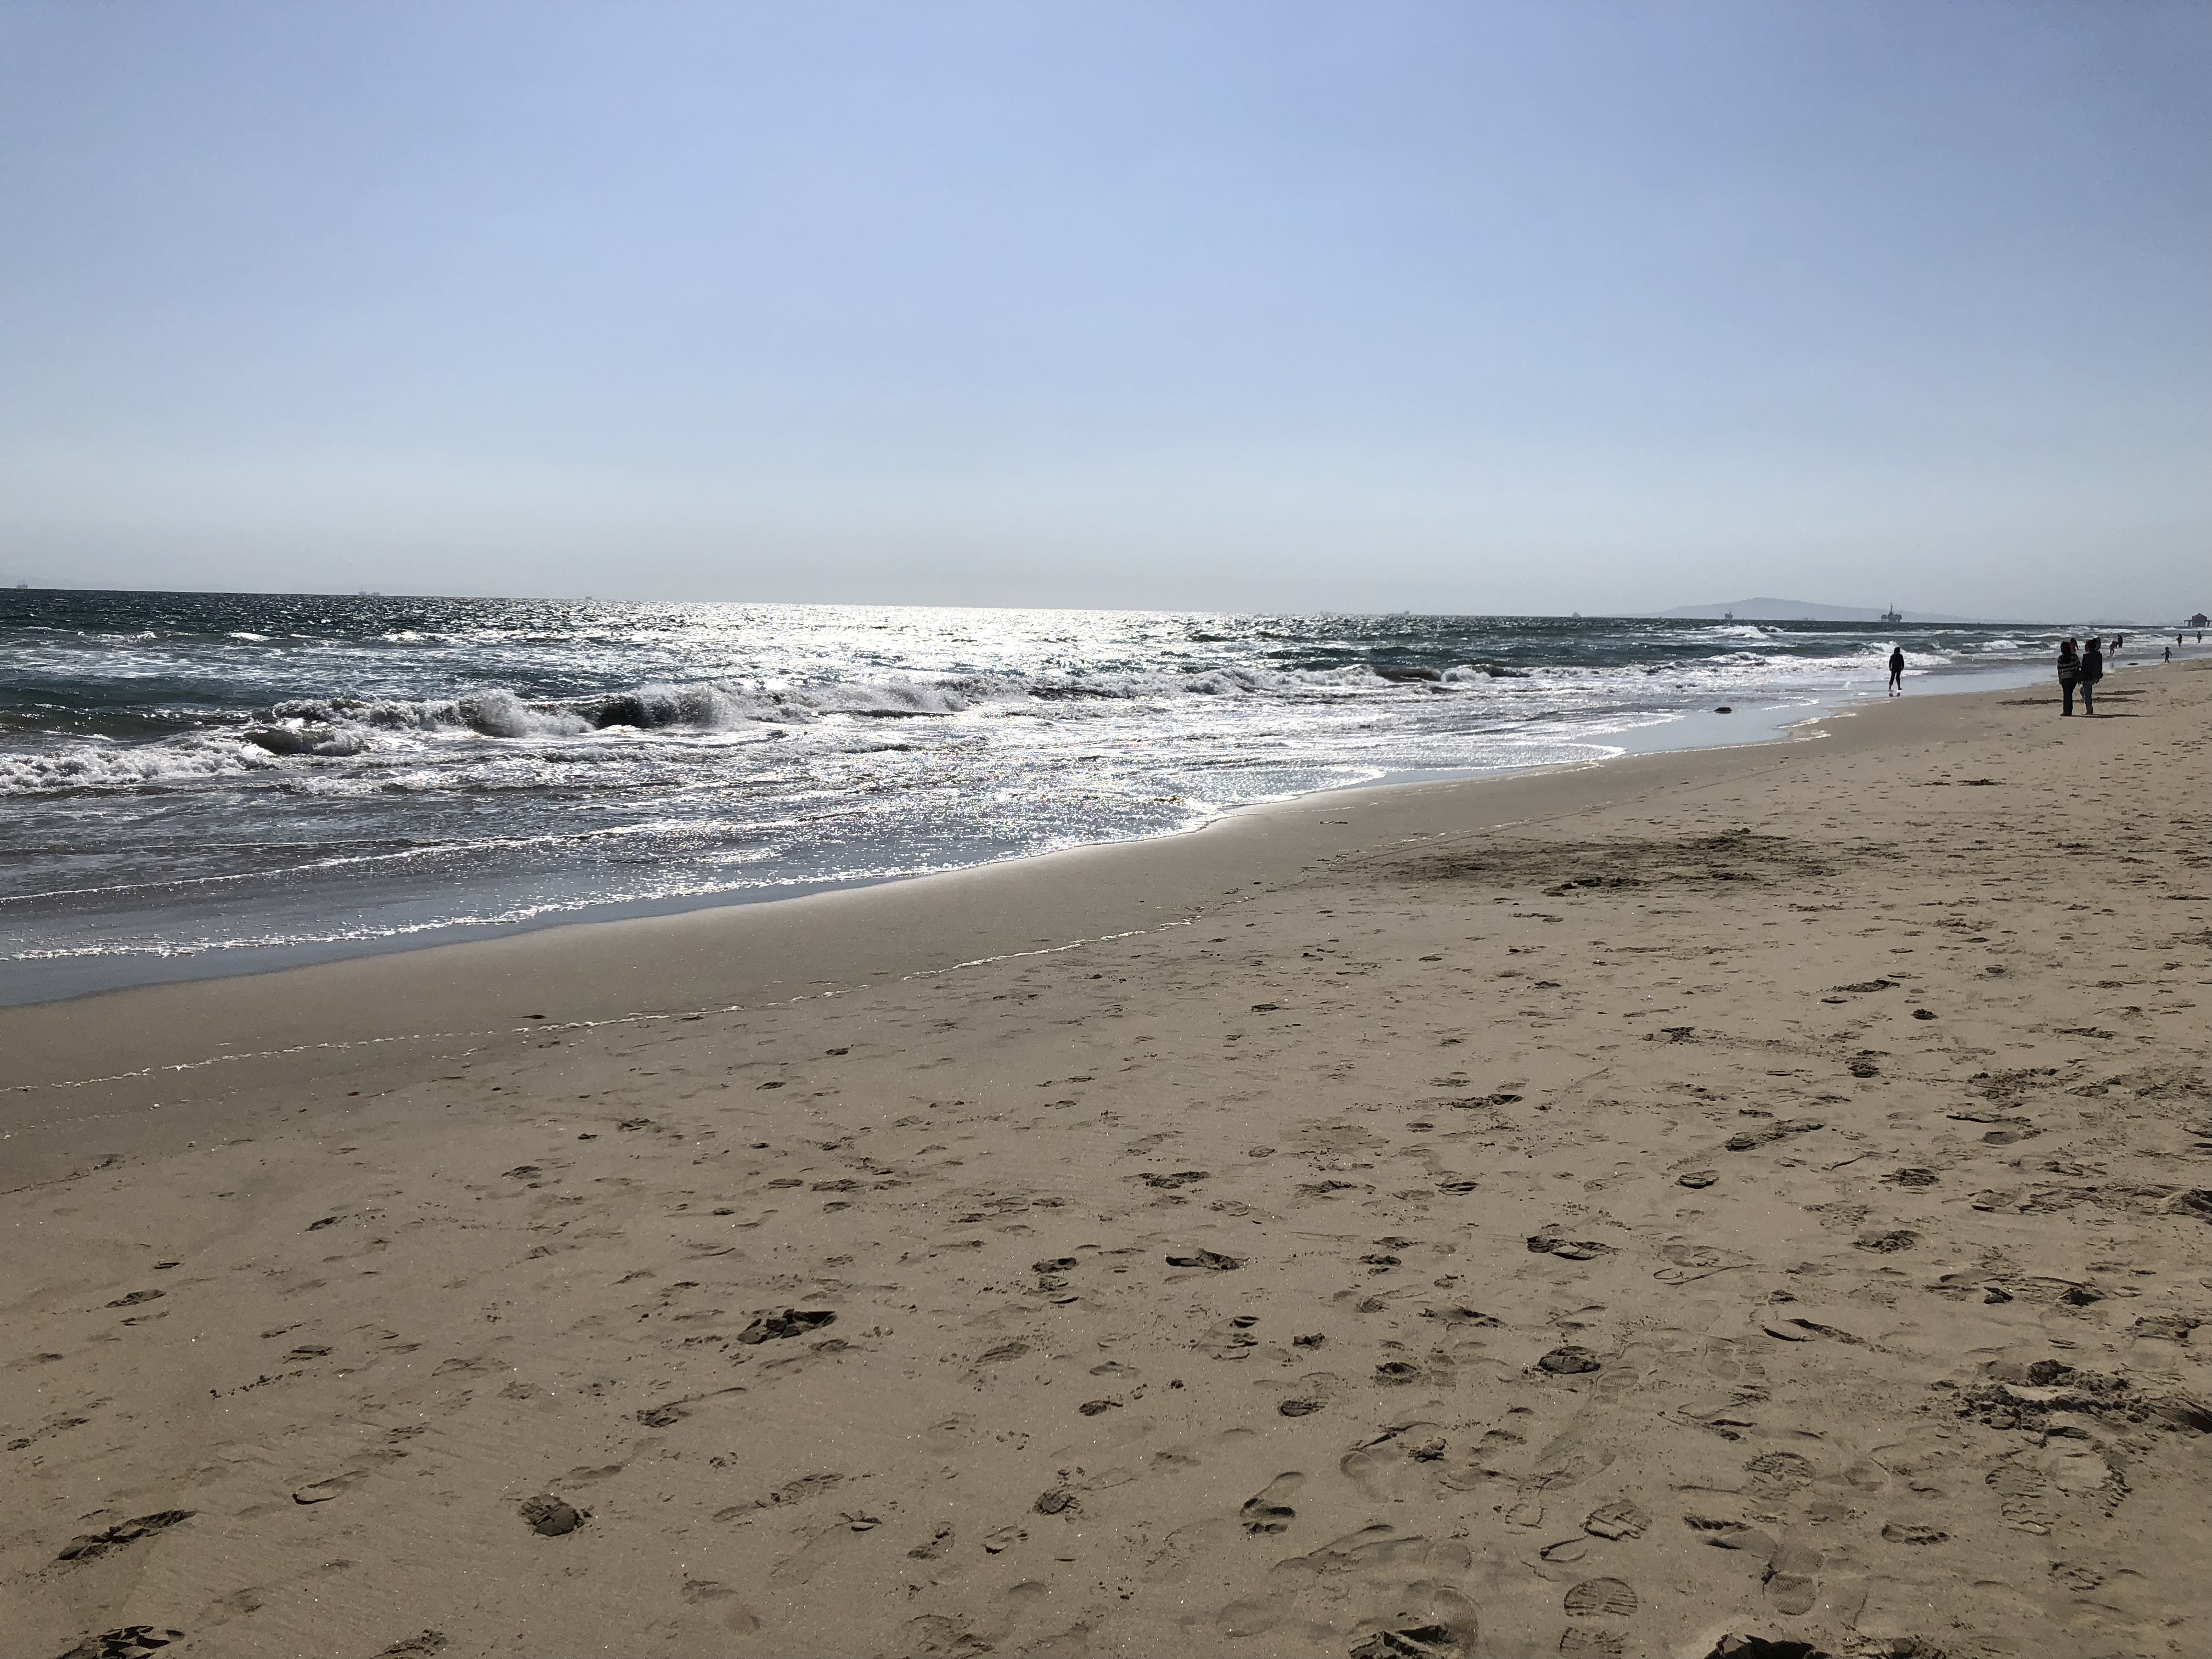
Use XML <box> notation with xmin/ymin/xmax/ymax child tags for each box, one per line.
<box><xmin>0</xmin><ymin>736</ymin><xmax>282</xmax><ymax>795</ymax></box>
<box><xmin>2</xmin><ymin>599</ymin><xmax>2066</xmax><ymax>995</ymax></box>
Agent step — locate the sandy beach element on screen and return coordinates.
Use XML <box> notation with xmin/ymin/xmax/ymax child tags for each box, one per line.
<box><xmin>5</xmin><ymin>661</ymin><xmax>2209</xmax><ymax>1659</ymax></box>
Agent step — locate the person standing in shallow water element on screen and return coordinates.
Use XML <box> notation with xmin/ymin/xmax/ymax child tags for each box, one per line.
<box><xmin>1887</xmin><ymin>646</ymin><xmax>1905</xmax><ymax>695</ymax></box>
<box><xmin>2057</xmin><ymin>638</ymin><xmax>2080</xmax><ymax>715</ymax></box>
<box><xmin>2080</xmin><ymin>635</ymin><xmax>2104</xmax><ymax>715</ymax></box>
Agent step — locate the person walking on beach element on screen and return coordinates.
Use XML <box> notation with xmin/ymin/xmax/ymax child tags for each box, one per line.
<box><xmin>2057</xmin><ymin>638</ymin><xmax>2080</xmax><ymax>715</ymax></box>
<box><xmin>1887</xmin><ymin>646</ymin><xmax>1905</xmax><ymax>695</ymax></box>
<box><xmin>2080</xmin><ymin>636</ymin><xmax>2104</xmax><ymax>715</ymax></box>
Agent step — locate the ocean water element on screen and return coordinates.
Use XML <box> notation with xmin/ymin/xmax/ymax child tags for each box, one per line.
<box><xmin>1</xmin><ymin>590</ymin><xmax>2057</xmax><ymax>1003</ymax></box>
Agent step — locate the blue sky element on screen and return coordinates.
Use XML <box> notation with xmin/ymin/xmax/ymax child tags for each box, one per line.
<box><xmin>2</xmin><ymin>1</ymin><xmax>2205</xmax><ymax>616</ymax></box>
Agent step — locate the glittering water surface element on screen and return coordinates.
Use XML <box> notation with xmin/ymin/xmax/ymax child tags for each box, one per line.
<box><xmin>1</xmin><ymin>591</ymin><xmax>2053</xmax><ymax>997</ymax></box>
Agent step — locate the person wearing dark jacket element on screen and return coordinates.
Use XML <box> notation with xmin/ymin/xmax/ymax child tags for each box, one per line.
<box><xmin>1887</xmin><ymin>647</ymin><xmax>1906</xmax><ymax>695</ymax></box>
<box><xmin>2057</xmin><ymin>638</ymin><xmax>2080</xmax><ymax>715</ymax></box>
<box><xmin>2080</xmin><ymin>636</ymin><xmax>2104</xmax><ymax>715</ymax></box>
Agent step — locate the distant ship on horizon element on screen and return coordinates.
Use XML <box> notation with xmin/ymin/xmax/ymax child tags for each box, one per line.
<box><xmin>1655</xmin><ymin>597</ymin><xmax>1992</xmax><ymax>624</ymax></box>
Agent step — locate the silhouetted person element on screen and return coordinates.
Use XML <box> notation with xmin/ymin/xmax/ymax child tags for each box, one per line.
<box><xmin>2057</xmin><ymin>638</ymin><xmax>2080</xmax><ymax>716</ymax></box>
<box><xmin>1887</xmin><ymin>647</ymin><xmax>1905</xmax><ymax>695</ymax></box>
<box><xmin>2080</xmin><ymin>636</ymin><xmax>2103</xmax><ymax>715</ymax></box>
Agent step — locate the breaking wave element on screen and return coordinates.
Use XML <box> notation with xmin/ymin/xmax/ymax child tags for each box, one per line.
<box><xmin>0</xmin><ymin>640</ymin><xmax>1981</xmax><ymax>798</ymax></box>
<box><xmin>2</xmin><ymin>593</ymin><xmax>2086</xmax><ymax>1000</ymax></box>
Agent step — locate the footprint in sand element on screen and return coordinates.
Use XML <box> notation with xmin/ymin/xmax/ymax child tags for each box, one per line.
<box><xmin>1760</xmin><ymin>1537</ymin><xmax>1824</xmax><ymax>1613</ymax></box>
<box><xmin>1581</xmin><ymin>1500</ymin><xmax>1649</xmax><ymax>1541</ymax></box>
<box><xmin>1854</xmin><ymin>1229</ymin><xmax>1920</xmax><ymax>1253</ymax></box>
<box><xmin>1420</xmin><ymin>1305</ymin><xmax>1500</xmax><ymax>1331</ymax></box>
<box><xmin>1744</xmin><ymin>1451</ymin><xmax>1814</xmax><ymax>1493</ymax></box>
<box><xmin>906</xmin><ymin>1524</ymin><xmax>956</xmax><ymax>1559</ymax></box>
<box><xmin>1198</xmin><ymin>1314</ymin><xmax>1263</xmax><ymax>1359</ymax></box>
<box><xmin>1562</xmin><ymin>1576</ymin><xmax>1638</xmax><ymax>1617</ymax></box>
<box><xmin>55</xmin><ymin>1510</ymin><xmax>195</xmax><ymax>1562</ymax></box>
<box><xmin>736</xmin><ymin>1308</ymin><xmax>836</xmax><ymax>1343</ymax></box>
<box><xmin>1681</xmin><ymin>1515</ymin><xmax>1777</xmax><ymax>1559</ymax></box>
<box><xmin>899</xmin><ymin>1614</ymin><xmax>999</xmax><ymax>1656</ymax></box>
<box><xmin>1654</xmin><ymin>1240</ymin><xmax>1755</xmax><ymax>1285</ymax></box>
<box><xmin>519</xmin><ymin>1495</ymin><xmax>585</xmax><ymax>1537</ymax></box>
<box><xmin>1524</xmin><ymin>1426</ymin><xmax>1617</xmax><ymax>1490</ymax></box>
<box><xmin>1217</xmin><ymin>1525</ymin><xmax>1479</xmax><ymax>1654</ymax></box>
<box><xmin>52</xmin><ymin>1630</ymin><xmax>191</xmax><ymax>1659</ymax></box>
<box><xmin>1239</xmin><ymin>1472</ymin><xmax>1305</xmax><ymax>1534</ymax></box>
<box><xmin>374</xmin><ymin>1633</ymin><xmax>450</xmax><ymax>1657</ymax></box>
<box><xmin>1349</xmin><ymin>1629</ymin><xmax>1467</xmax><ymax>1658</ymax></box>
<box><xmin>1880</xmin><ymin>1521</ymin><xmax>1948</xmax><ymax>1545</ymax></box>
<box><xmin>1342</xmin><ymin>1422</ymin><xmax>1504</xmax><ymax>1503</ymax></box>
<box><xmin>1165</xmin><ymin>1249</ymin><xmax>1243</xmax><ymax>1271</ymax></box>
<box><xmin>680</xmin><ymin>1579</ymin><xmax>761</xmax><ymax>1633</ymax></box>
<box><xmin>1538</xmin><ymin>1346</ymin><xmax>1602</xmax><ymax>1374</ymax></box>
<box><xmin>1526</xmin><ymin>1232</ymin><xmax>1614</xmax><ymax>1262</ymax></box>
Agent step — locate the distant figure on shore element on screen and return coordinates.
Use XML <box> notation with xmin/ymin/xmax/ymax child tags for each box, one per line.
<box><xmin>2057</xmin><ymin>638</ymin><xmax>2080</xmax><ymax>715</ymax></box>
<box><xmin>1887</xmin><ymin>647</ymin><xmax>1905</xmax><ymax>695</ymax></box>
<box><xmin>2166</xmin><ymin>645</ymin><xmax>2172</xmax><ymax>662</ymax></box>
<box><xmin>2080</xmin><ymin>636</ymin><xmax>2104</xmax><ymax>715</ymax></box>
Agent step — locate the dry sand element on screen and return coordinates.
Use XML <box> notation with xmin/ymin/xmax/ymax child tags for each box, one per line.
<box><xmin>5</xmin><ymin>663</ymin><xmax>2210</xmax><ymax>1659</ymax></box>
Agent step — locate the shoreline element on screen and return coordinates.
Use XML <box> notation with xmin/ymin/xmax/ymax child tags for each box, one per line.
<box><xmin>0</xmin><ymin>657</ymin><xmax>2134</xmax><ymax>1179</ymax></box>
<box><xmin>0</xmin><ymin>657</ymin><xmax>2066</xmax><ymax>1012</ymax></box>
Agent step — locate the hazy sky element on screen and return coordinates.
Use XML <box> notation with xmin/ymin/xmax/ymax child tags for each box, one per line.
<box><xmin>3</xmin><ymin>1</ymin><xmax>2205</xmax><ymax>617</ymax></box>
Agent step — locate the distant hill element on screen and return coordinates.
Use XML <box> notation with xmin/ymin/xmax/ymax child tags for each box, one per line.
<box><xmin>1655</xmin><ymin>597</ymin><xmax>1993</xmax><ymax>624</ymax></box>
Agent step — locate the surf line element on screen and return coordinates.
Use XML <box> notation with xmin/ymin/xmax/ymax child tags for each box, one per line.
<box><xmin>12</xmin><ymin>914</ymin><xmax>1209</xmax><ymax>1095</ymax></box>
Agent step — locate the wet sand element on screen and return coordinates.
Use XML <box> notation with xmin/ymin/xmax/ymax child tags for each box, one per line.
<box><xmin>5</xmin><ymin>662</ymin><xmax>2209</xmax><ymax>1659</ymax></box>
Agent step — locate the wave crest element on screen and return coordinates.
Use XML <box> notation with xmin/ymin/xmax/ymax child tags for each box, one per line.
<box><xmin>0</xmin><ymin>736</ymin><xmax>283</xmax><ymax>795</ymax></box>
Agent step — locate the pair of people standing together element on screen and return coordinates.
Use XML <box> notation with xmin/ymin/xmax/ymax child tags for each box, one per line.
<box><xmin>2056</xmin><ymin>635</ymin><xmax>2103</xmax><ymax>716</ymax></box>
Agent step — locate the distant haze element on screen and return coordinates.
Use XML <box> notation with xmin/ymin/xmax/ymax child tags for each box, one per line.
<box><xmin>2</xmin><ymin>2</ymin><xmax>2207</xmax><ymax>618</ymax></box>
